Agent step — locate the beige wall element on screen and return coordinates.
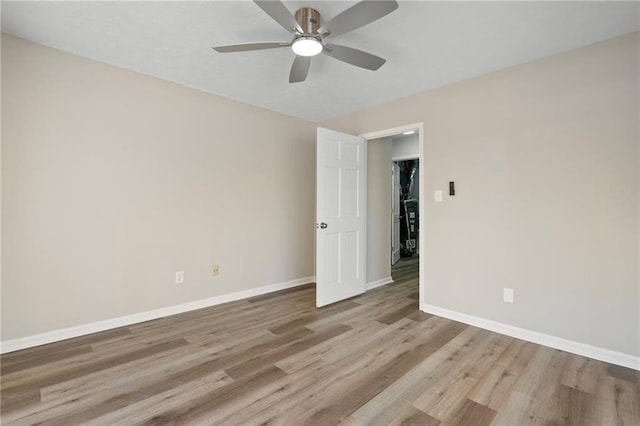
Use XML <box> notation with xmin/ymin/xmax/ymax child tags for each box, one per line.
<box><xmin>2</xmin><ymin>35</ymin><xmax>316</xmax><ymax>340</ymax></box>
<box><xmin>367</xmin><ymin>137</ymin><xmax>392</xmax><ymax>284</ymax></box>
<box><xmin>323</xmin><ymin>33</ymin><xmax>640</xmax><ymax>357</ymax></box>
<box><xmin>3</xmin><ymin>32</ymin><xmax>639</xmax><ymax>359</ymax></box>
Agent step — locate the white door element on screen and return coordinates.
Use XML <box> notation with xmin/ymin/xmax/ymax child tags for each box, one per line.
<box><xmin>391</xmin><ymin>162</ymin><xmax>401</xmax><ymax>265</ymax></box>
<box><xmin>316</xmin><ymin>127</ymin><xmax>366</xmax><ymax>307</ymax></box>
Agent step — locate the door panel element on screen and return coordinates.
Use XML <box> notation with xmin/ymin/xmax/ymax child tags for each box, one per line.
<box><xmin>316</xmin><ymin>128</ymin><xmax>366</xmax><ymax>307</ymax></box>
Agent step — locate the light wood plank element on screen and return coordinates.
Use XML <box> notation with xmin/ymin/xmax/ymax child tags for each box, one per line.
<box><xmin>1</xmin><ymin>257</ymin><xmax>637</xmax><ymax>425</ymax></box>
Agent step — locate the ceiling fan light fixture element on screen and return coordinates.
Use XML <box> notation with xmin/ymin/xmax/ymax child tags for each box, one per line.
<box><xmin>292</xmin><ymin>37</ymin><xmax>323</xmax><ymax>57</ymax></box>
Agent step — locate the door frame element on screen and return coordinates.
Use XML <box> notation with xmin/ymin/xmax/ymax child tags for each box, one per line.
<box><xmin>391</xmin><ymin>155</ymin><xmax>419</xmax><ymax>265</ymax></box>
<box><xmin>391</xmin><ymin>161</ymin><xmax>401</xmax><ymax>266</ymax></box>
<box><xmin>359</xmin><ymin>123</ymin><xmax>424</xmax><ymax>311</ymax></box>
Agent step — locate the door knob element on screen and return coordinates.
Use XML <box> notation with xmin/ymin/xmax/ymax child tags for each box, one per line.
<box><xmin>316</xmin><ymin>222</ymin><xmax>328</xmax><ymax>229</ymax></box>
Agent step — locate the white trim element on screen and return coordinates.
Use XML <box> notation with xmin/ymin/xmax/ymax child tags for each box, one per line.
<box><xmin>359</xmin><ymin>123</ymin><xmax>422</xmax><ymax>141</ymax></box>
<box><xmin>422</xmin><ymin>303</ymin><xmax>640</xmax><ymax>371</ymax></box>
<box><xmin>391</xmin><ymin>155</ymin><xmax>419</xmax><ymax>161</ymax></box>
<box><xmin>0</xmin><ymin>276</ymin><xmax>315</xmax><ymax>354</ymax></box>
<box><xmin>366</xmin><ymin>276</ymin><xmax>394</xmax><ymax>290</ymax></box>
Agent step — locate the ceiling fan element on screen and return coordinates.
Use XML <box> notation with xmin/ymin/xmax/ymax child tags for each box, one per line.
<box><xmin>212</xmin><ymin>0</ymin><xmax>399</xmax><ymax>83</ymax></box>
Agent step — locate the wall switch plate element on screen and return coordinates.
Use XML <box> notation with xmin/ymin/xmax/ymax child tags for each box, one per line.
<box><xmin>212</xmin><ymin>265</ymin><xmax>220</xmax><ymax>276</ymax></box>
<box><xmin>175</xmin><ymin>271</ymin><xmax>184</xmax><ymax>284</ymax></box>
<box><xmin>434</xmin><ymin>190</ymin><xmax>443</xmax><ymax>203</ymax></box>
<box><xmin>503</xmin><ymin>288</ymin><xmax>514</xmax><ymax>303</ymax></box>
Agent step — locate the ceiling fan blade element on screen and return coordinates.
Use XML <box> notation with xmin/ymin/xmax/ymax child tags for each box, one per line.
<box><xmin>254</xmin><ymin>1</ymin><xmax>302</xmax><ymax>33</ymax></box>
<box><xmin>324</xmin><ymin>44</ymin><xmax>386</xmax><ymax>71</ymax></box>
<box><xmin>212</xmin><ymin>42</ymin><xmax>290</xmax><ymax>53</ymax></box>
<box><xmin>289</xmin><ymin>55</ymin><xmax>311</xmax><ymax>83</ymax></box>
<box><xmin>318</xmin><ymin>0</ymin><xmax>398</xmax><ymax>38</ymax></box>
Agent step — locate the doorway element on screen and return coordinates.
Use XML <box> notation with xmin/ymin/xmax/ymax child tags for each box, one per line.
<box><xmin>392</xmin><ymin>158</ymin><xmax>419</xmax><ymax>263</ymax></box>
<box><xmin>314</xmin><ymin>124</ymin><xmax>424</xmax><ymax>310</ymax></box>
<box><xmin>361</xmin><ymin>123</ymin><xmax>424</xmax><ymax>310</ymax></box>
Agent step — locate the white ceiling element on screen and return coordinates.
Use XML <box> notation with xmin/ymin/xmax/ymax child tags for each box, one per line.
<box><xmin>2</xmin><ymin>1</ymin><xmax>638</xmax><ymax>122</ymax></box>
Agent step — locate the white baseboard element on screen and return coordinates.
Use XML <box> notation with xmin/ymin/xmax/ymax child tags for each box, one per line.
<box><xmin>1</xmin><ymin>276</ymin><xmax>315</xmax><ymax>354</ymax></box>
<box><xmin>366</xmin><ymin>276</ymin><xmax>394</xmax><ymax>290</ymax></box>
<box><xmin>422</xmin><ymin>303</ymin><xmax>639</xmax><ymax>371</ymax></box>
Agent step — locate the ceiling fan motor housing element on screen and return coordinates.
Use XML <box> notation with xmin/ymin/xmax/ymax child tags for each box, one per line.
<box><xmin>295</xmin><ymin>8</ymin><xmax>322</xmax><ymax>35</ymax></box>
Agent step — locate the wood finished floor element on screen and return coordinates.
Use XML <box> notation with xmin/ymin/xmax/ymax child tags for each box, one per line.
<box><xmin>2</xmin><ymin>257</ymin><xmax>639</xmax><ymax>425</ymax></box>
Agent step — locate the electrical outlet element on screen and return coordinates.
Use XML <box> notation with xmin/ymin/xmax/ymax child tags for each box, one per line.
<box><xmin>503</xmin><ymin>288</ymin><xmax>514</xmax><ymax>303</ymax></box>
<box><xmin>175</xmin><ymin>271</ymin><xmax>184</xmax><ymax>284</ymax></box>
<box><xmin>212</xmin><ymin>265</ymin><xmax>220</xmax><ymax>276</ymax></box>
